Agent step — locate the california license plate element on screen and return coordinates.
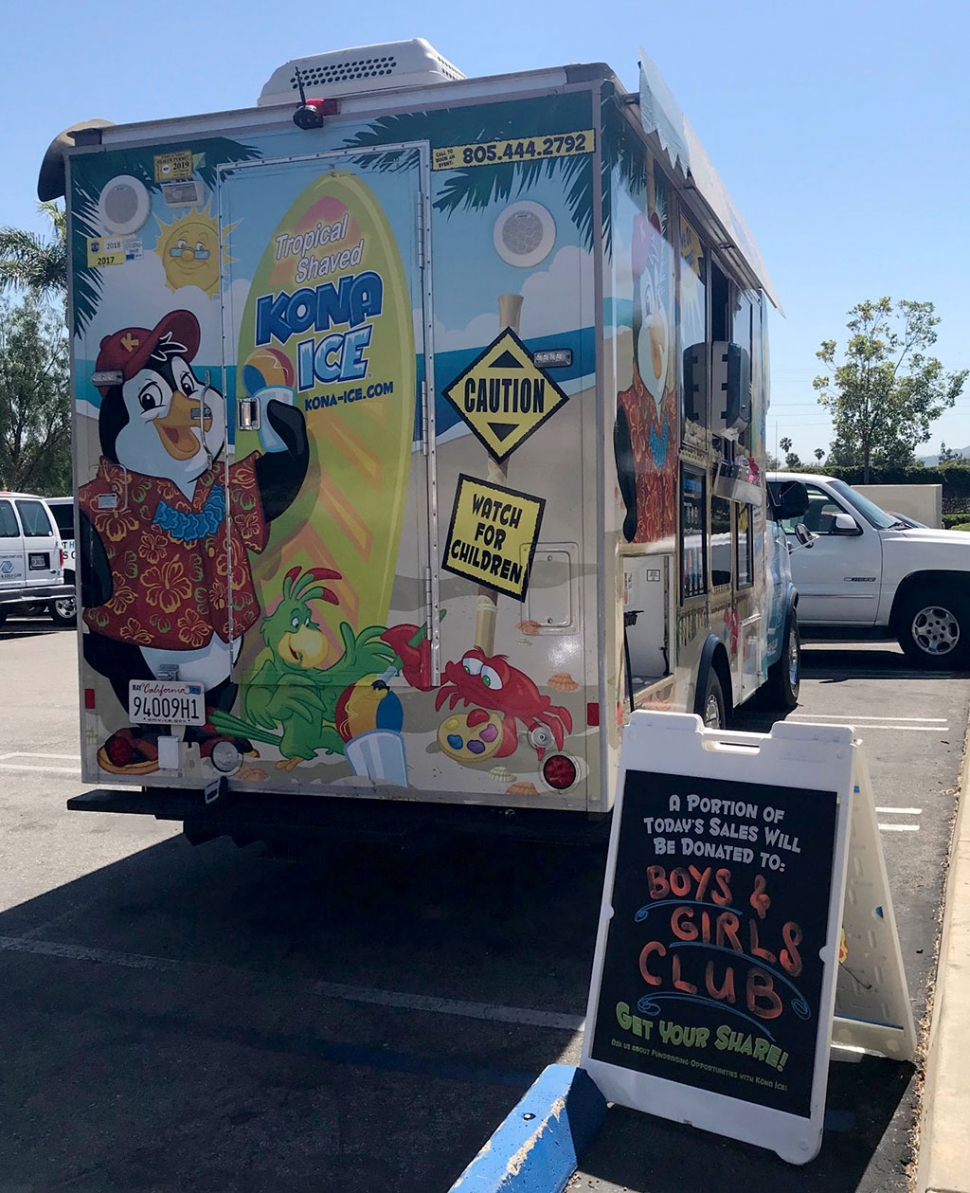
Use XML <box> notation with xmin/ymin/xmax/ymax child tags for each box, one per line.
<box><xmin>128</xmin><ymin>680</ymin><xmax>205</xmax><ymax>726</ymax></box>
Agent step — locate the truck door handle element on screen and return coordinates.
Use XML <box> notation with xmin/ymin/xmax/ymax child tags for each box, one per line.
<box><xmin>237</xmin><ymin>397</ymin><xmax>260</xmax><ymax>431</ymax></box>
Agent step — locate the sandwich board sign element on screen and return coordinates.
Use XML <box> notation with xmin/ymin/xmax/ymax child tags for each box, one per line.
<box><xmin>581</xmin><ymin>712</ymin><xmax>915</xmax><ymax>1165</ymax></box>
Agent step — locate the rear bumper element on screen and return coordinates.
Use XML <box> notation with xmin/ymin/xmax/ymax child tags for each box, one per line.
<box><xmin>0</xmin><ymin>583</ymin><xmax>75</xmax><ymax>608</ymax></box>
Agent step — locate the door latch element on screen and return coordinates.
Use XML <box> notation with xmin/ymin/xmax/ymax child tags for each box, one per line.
<box><xmin>237</xmin><ymin>397</ymin><xmax>261</xmax><ymax>431</ymax></box>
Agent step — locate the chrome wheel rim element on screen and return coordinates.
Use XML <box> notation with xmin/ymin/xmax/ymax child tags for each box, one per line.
<box><xmin>787</xmin><ymin>627</ymin><xmax>799</xmax><ymax>688</ymax></box>
<box><xmin>703</xmin><ymin>691</ymin><xmax>722</xmax><ymax>728</ymax></box>
<box><xmin>912</xmin><ymin>605</ymin><xmax>960</xmax><ymax>657</ymax></box>
<box><xmin>54</xmin><ymin>597</ymin><xmax>76</xmax><ymax>619</ymax></box>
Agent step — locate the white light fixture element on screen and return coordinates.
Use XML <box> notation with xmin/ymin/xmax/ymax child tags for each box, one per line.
<box><xmin>97</xmin><ymin>175</ymin><xmax>151</xmax><ymax>235</ymax></box>
<box><xmin>493</xmin><ymin>200</ymin><xmax>556</xmax><ymax>268</ymax></box>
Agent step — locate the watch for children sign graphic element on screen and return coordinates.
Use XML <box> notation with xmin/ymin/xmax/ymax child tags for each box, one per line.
<box><xmin>589</xmin><ymin>769</ymin><xmax>838</xmax><ymax>1121</ymax></box>
<box><xmin>442</xmin><ymin>475</ymin><xmax>545</xmax><ymax>601</ymax></box>
<box><xmin>442</xmin><ymin>328</ymin><xmax>569</xmax><ymax>463</ymax></box>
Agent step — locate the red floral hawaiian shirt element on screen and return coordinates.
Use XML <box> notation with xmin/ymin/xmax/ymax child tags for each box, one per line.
<box><xmin>79</xmin><ymin>456</ymin><xmax>267</xmax><ymax>651</ymax></box>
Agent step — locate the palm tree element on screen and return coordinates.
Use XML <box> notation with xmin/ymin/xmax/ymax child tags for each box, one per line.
<box><xmin>342</xmin><ymin>90</ymin><xmax>646</xmax><ymax>254</ymax></box>
<box><xmin>0</xmin><ymin>201</ymin><xmax>67</xmax><ymax>298</ymax></box>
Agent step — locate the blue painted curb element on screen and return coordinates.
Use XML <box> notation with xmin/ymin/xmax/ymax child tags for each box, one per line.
<box><xmin>448</xmin><ymin>1064</ymin><xmax>607</xmax><ymax>1193</ymax></box>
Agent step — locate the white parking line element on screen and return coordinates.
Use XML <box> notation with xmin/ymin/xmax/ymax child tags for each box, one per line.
<box><xmin>3</xmin><ymin>752</ymin><xmax>82</xmax><ymax>760</ymax></box>
<box><xmin>0</xmin><ymin>935</ymin><xmax>585</xmax><ymax>1033</ymax></box>
<box><xmin>790</xmin><ymin>715</ymin><xmax>947</xmax><ymax>723</ymax></box>
<box><xmin>878</xmin><ymin>824</ymin><xmax>921</xmax><ymax>832</ymax></box>
<box><xmin>0</xmin><ymin>764</ymin><xmax>81</xmax><ymax>775</ymax></box>
<box><xmin>876</xmin><ymin>807</ymin><xmax>922</xmax><ymax>815</ymax></box>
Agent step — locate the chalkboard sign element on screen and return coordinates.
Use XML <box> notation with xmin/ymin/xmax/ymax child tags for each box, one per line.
<box><xmin>581</xmin><ymin>713</ymin><xmax>854</xmax><ymax>1164</ymax></box>
<box><xmin>589</xmin><ymin>769</ymin><xmax>837</xmax><ymax>1118</ymax></box>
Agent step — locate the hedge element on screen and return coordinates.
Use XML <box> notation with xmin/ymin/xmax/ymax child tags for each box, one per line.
<box><xmin>777</xmin><ymin>463</ymin><xmax>970</xmax><ymax>514</ymax></box>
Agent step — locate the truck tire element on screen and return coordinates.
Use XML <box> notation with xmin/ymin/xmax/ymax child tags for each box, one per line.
<box><xmin>49</xmin><ymin>596</ymin><xmax>77</xmax><ymax>628</ymax></box>
<box><xmin>896</xmin><ymin>588</ymin><xmax>970</xmax><ymax>669</ymax></box>
<box><xmin>699</xmin><ymin>670</ymin><xmax>727</xmax><ymax>729</ymax></box>
<box><xmin>765</xmin><ymin>614</ymin><xmax>800</xmax><ymax>709</ymax></box>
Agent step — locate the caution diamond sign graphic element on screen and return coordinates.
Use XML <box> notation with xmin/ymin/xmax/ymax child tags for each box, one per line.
<box><xmin>442</xmin><ymin>328</ymin><xmax>569</xmax><ymax>463</ymax></box>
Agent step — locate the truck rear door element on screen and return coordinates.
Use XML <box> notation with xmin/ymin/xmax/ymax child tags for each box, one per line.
<box><xmin>217</xmin><ymin>145</ymin><xmax>437</xmax><ymax>776</ymax></box>
<box><xmin>13</xmin><ymin>498</ymin><xmax>60</xmax><ymax>592</ymax></box>
<box><xmin>0</xmin><ymin>498</ymin><xmax>27</xmax><ymax>595</ymax></box>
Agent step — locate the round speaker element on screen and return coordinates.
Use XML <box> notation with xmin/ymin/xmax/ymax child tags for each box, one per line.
<box><xmin>96</xmin><ymin>175</ymin><xmax>151</xmax><ymax>235</ymax></box>
<box><xmin>493</xmin><ymin>200</ymin><xmax>556</xmax><ymax>268</ymax></box>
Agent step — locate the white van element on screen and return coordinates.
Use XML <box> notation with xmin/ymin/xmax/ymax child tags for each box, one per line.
<box><xmin>0</xmin><ymin>492</ymin><xmax>76</xmax><ymax>627</ymax></box>
<box><xmin>44</xmin><ymin>496</ymin><xmax>77</xmax><ymax>625</ymax></box>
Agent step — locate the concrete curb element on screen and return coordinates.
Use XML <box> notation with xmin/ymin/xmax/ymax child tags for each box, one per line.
<box><xmin>448</xmin><ymin>1064</ymin><xmax>607</xmax><ymax>1193</ymax></box>
<box><xmin>915</xmin><ymin>709</ymin><xmax>970</xmax><ymax>1193</ymax></box>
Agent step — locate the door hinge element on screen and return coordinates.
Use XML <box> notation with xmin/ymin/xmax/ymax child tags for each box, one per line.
<box><xmin>420</xmin><ymin>380</ymin><xmax>429</xmax><ymax>454</ymax></box>
<box><xmin>424</xmin><ymin>567</ymin><xmax>433</xmax><ymax>619</ymax></box>
<box><xmin>417</xmin><ymin>208</ymin><xmax>426</xmax><ymax>271</ymax></box>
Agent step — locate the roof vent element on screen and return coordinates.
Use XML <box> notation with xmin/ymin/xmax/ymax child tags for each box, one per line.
<box><xmin>258</xmin><ymin>39</ymin><xmax>464</xmax><ymax>107</ymax></box>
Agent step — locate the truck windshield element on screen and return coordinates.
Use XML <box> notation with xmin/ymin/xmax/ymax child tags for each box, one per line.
<box><xmin>828</xmin><ymin>480</ymin><xmax>897</xmax><ymax>529</ymax></box>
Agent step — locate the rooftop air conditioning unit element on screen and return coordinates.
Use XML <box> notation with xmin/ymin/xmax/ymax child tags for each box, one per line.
<box><xmin>258</xmin><ymin>39</ymin><xmax>464</xmax><ymax>107</ymax></box>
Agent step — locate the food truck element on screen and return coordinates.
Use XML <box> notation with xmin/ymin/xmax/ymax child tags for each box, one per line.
<box><xmin>40</xmin><ymin>39</ymin><xmax>804</xmax><ymax>839</ymax></box>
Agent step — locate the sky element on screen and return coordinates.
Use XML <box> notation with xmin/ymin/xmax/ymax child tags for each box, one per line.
<box><xmin>3</xmin><ymin>0</ymin><xmax>969</xmax><ymax>463</ymax></box>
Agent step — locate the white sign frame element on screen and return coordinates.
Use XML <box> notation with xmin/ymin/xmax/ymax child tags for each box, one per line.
<box><xmin>581</xmin><ymin>712</ymin><xmax>855</xmax><ymax>1165</ymax></box>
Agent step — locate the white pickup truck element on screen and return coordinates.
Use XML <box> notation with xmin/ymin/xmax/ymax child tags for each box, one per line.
<box><xmin>768</xmin><ymin>472</ymin><xmax>970</xmax><ymax>668</ymax></box>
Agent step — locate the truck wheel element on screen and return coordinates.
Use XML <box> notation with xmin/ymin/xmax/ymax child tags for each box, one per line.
<box><xmin>699</xmin><ymin>671</ymin><xmax>727</xmax><ymax>729</ymax></box>
<box><xmin>765</xmin><ymin>615</ymin><xmax>800</xmax><ymax>709</ymax></box>
<box><xmin>49</xmin><ymin>597</ymin><xmax>77</xmax><ymax>628</ymax></box>
<box><xmin>897</xmin><ymin>589</ymin><xmax>970</xmax><ymax>669</ymax></box>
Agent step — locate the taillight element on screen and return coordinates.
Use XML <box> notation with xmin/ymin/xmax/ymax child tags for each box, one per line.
<box><xmin>84</xmin><ymin>688</ymin><xmax>96</xmax><ymax>710</ymax></box>
<box><xmin>542</xmin><ymin>754</ymin><xmax>577</xmax><ymax>791</ymax></box>
<box><xmin>60</xmin><ymin>548</ymin><xmax>66</xmax><ymax>568</ymax></box>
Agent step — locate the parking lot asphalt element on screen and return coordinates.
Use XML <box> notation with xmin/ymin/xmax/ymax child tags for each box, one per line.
<box><xmin>1</xmin><ymin>624</ymin><xmax>965</xmax><ymax>1193</ymax></box>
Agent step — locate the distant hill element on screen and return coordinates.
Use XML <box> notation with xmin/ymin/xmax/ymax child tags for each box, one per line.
<box><xmin>919</xmin><ymin>447</ymin><xmax>970</xmax><ymax>466</ymax></box>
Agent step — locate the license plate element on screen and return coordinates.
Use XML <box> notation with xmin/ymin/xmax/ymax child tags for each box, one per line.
<box><xmin>28</xmin><ymin>553</ymin><xmax>49</xmax><ymax>570</ymax></box>
<box><xmin>128</xmin><ymin>680</ymin><xmax>205</xmax><ymax>726</ymax></box>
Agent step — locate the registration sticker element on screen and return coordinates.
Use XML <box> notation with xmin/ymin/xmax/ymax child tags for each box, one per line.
<box><xmin>129</xmin><ymin>679</ymin><xmax>205</xmax><ymax>726</ymax></box>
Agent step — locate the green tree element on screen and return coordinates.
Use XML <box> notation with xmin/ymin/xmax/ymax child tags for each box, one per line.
<box><xmin>0</xmin><ymin>295</ymin><xmax>71</xmax><ymax>493</ymax></box>
<box><xmin>939</xmin><ymin>441</ymin><xmax>963</xmax><ymax>463</ymax></box>
<box><xmin>814</xmin><ymin>448</ymin><xmax>826</xmax><ymax>463</ymax></box>
<box><xmin>0</xmin><ymin>201</ymin><xmax>67</xmax><ymax>299</ymax></box>
<box><xmin>814</xmin><ymin>299</ymin><xmax>967</xmax><ymax>483</ymax></box>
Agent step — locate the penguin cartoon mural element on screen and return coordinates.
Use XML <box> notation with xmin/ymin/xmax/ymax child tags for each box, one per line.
<box><xmin>78</xmin><ymin>308</ymin><xmax>309</xmax><ymax>775</ymax></box>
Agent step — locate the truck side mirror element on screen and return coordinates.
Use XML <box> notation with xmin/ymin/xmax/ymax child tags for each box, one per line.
<box><xmin>832</xmin><ymin>512</ymin><xmax>861</xmax><ymax>535</ymax></box>
<box><xmin>794</xmin><ymin>523</ymin><xmax>815</xmax><ymax>548</ymax></box>
<box><xmin>712</xmin><ymin>341</ymin><xmax>750</xmax><ymax>434</ymax></box>
<box><xmin>683</xmin><ymin>343</ymin><xmax>709</xmax><ymax>426</ymax></box>
<box><xmin>767</xmin><ymin>479</ymin><xmax>810</xmax><ymax>522</ymax></box>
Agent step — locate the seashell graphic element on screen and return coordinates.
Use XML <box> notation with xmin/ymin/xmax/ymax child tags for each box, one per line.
<box><xmin>488</xmin><ymin>766</ymin><xmax>514</xmax><ymax>784</ymax></box>
<box><xmin>516</xmin><ymin>620</ymin><xmax>541</xmax><ymax>636</ymax></box>
<box><xmin>548</xmin><ymin>672</ymin><xmax>579</xmax><ymax>692</ymax></box>
<box><xmin>236</xmin><ymin>765</ymin><xmax>269</xmax><ymax>782</ymax></box>
<box><xmin>506</xmin><ymin>781</ymin><xmax>539</xmax><ymax>796</ymax></box>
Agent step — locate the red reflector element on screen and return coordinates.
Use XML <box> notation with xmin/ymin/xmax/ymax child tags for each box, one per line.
<box><xmin>586</xmin><ymin>702</ymin><xmax>600</xmax><ymax>727</ymax></box>
<box><xmin>84</xmin><ymin>687</ymin><xmax>96</xmax><ymax>710</ymax></box>
<box><xmin>542</xmin><ymin>754</ymin><xmax>577</xmax><ymax>791</ymax></box>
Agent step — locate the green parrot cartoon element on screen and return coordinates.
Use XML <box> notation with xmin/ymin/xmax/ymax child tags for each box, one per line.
<box><xmin>211</xmin><ymin>566</ymin><xmax>398</xmax><ymax>770</ymax></box>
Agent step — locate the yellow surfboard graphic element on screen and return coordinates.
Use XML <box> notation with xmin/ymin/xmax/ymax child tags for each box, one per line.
<box><xmin>233</xmin><ymin>170</ymin><xmax>416</xmax><ymax>663</ymax></box>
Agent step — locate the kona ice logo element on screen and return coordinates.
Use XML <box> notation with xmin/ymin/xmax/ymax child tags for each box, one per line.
<box><xmin>254</xmin><ymin>271</ymin><xmax>384</xmax><ymax>389</ymax></box>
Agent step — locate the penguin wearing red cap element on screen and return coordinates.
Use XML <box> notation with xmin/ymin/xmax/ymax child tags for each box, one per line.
<box><xmin>79</xmin><ymin>309</ymin><xmax>308</xmax><ymax>776</ymax></box>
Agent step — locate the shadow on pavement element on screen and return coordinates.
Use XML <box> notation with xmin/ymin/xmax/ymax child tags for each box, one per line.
<box><xmin>0</xmin><ymin>823</ymin><xmax>606</xmax><ymax>1193</ymax></box>
<box><xmin>576</xmin><ymin>1052</ymin><xmax>913</xmax><ymax>1192</ymax></box>
<box><xmin>0</xmin><ymin>615</ymin><xmax>66</xmax><ymax>640</ymax></box>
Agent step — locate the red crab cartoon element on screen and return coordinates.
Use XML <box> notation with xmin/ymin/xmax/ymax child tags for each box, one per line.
<box><xmin>435</xmin><ymin>648</ymin><xmax>573</xmax><ymax>761</ymax></box>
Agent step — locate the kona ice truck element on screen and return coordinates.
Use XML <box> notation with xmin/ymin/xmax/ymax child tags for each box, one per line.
<box><xmin>41</xmin><ymin>39</ymin><xmax>804</xmax><ymax>842</ymax></box>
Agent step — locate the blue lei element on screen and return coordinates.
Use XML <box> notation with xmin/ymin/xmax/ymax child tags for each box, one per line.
<box><xmin>153</xmin><ymin>483</ymin><xmax>226</xmax><ymax>543</ymax></box>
